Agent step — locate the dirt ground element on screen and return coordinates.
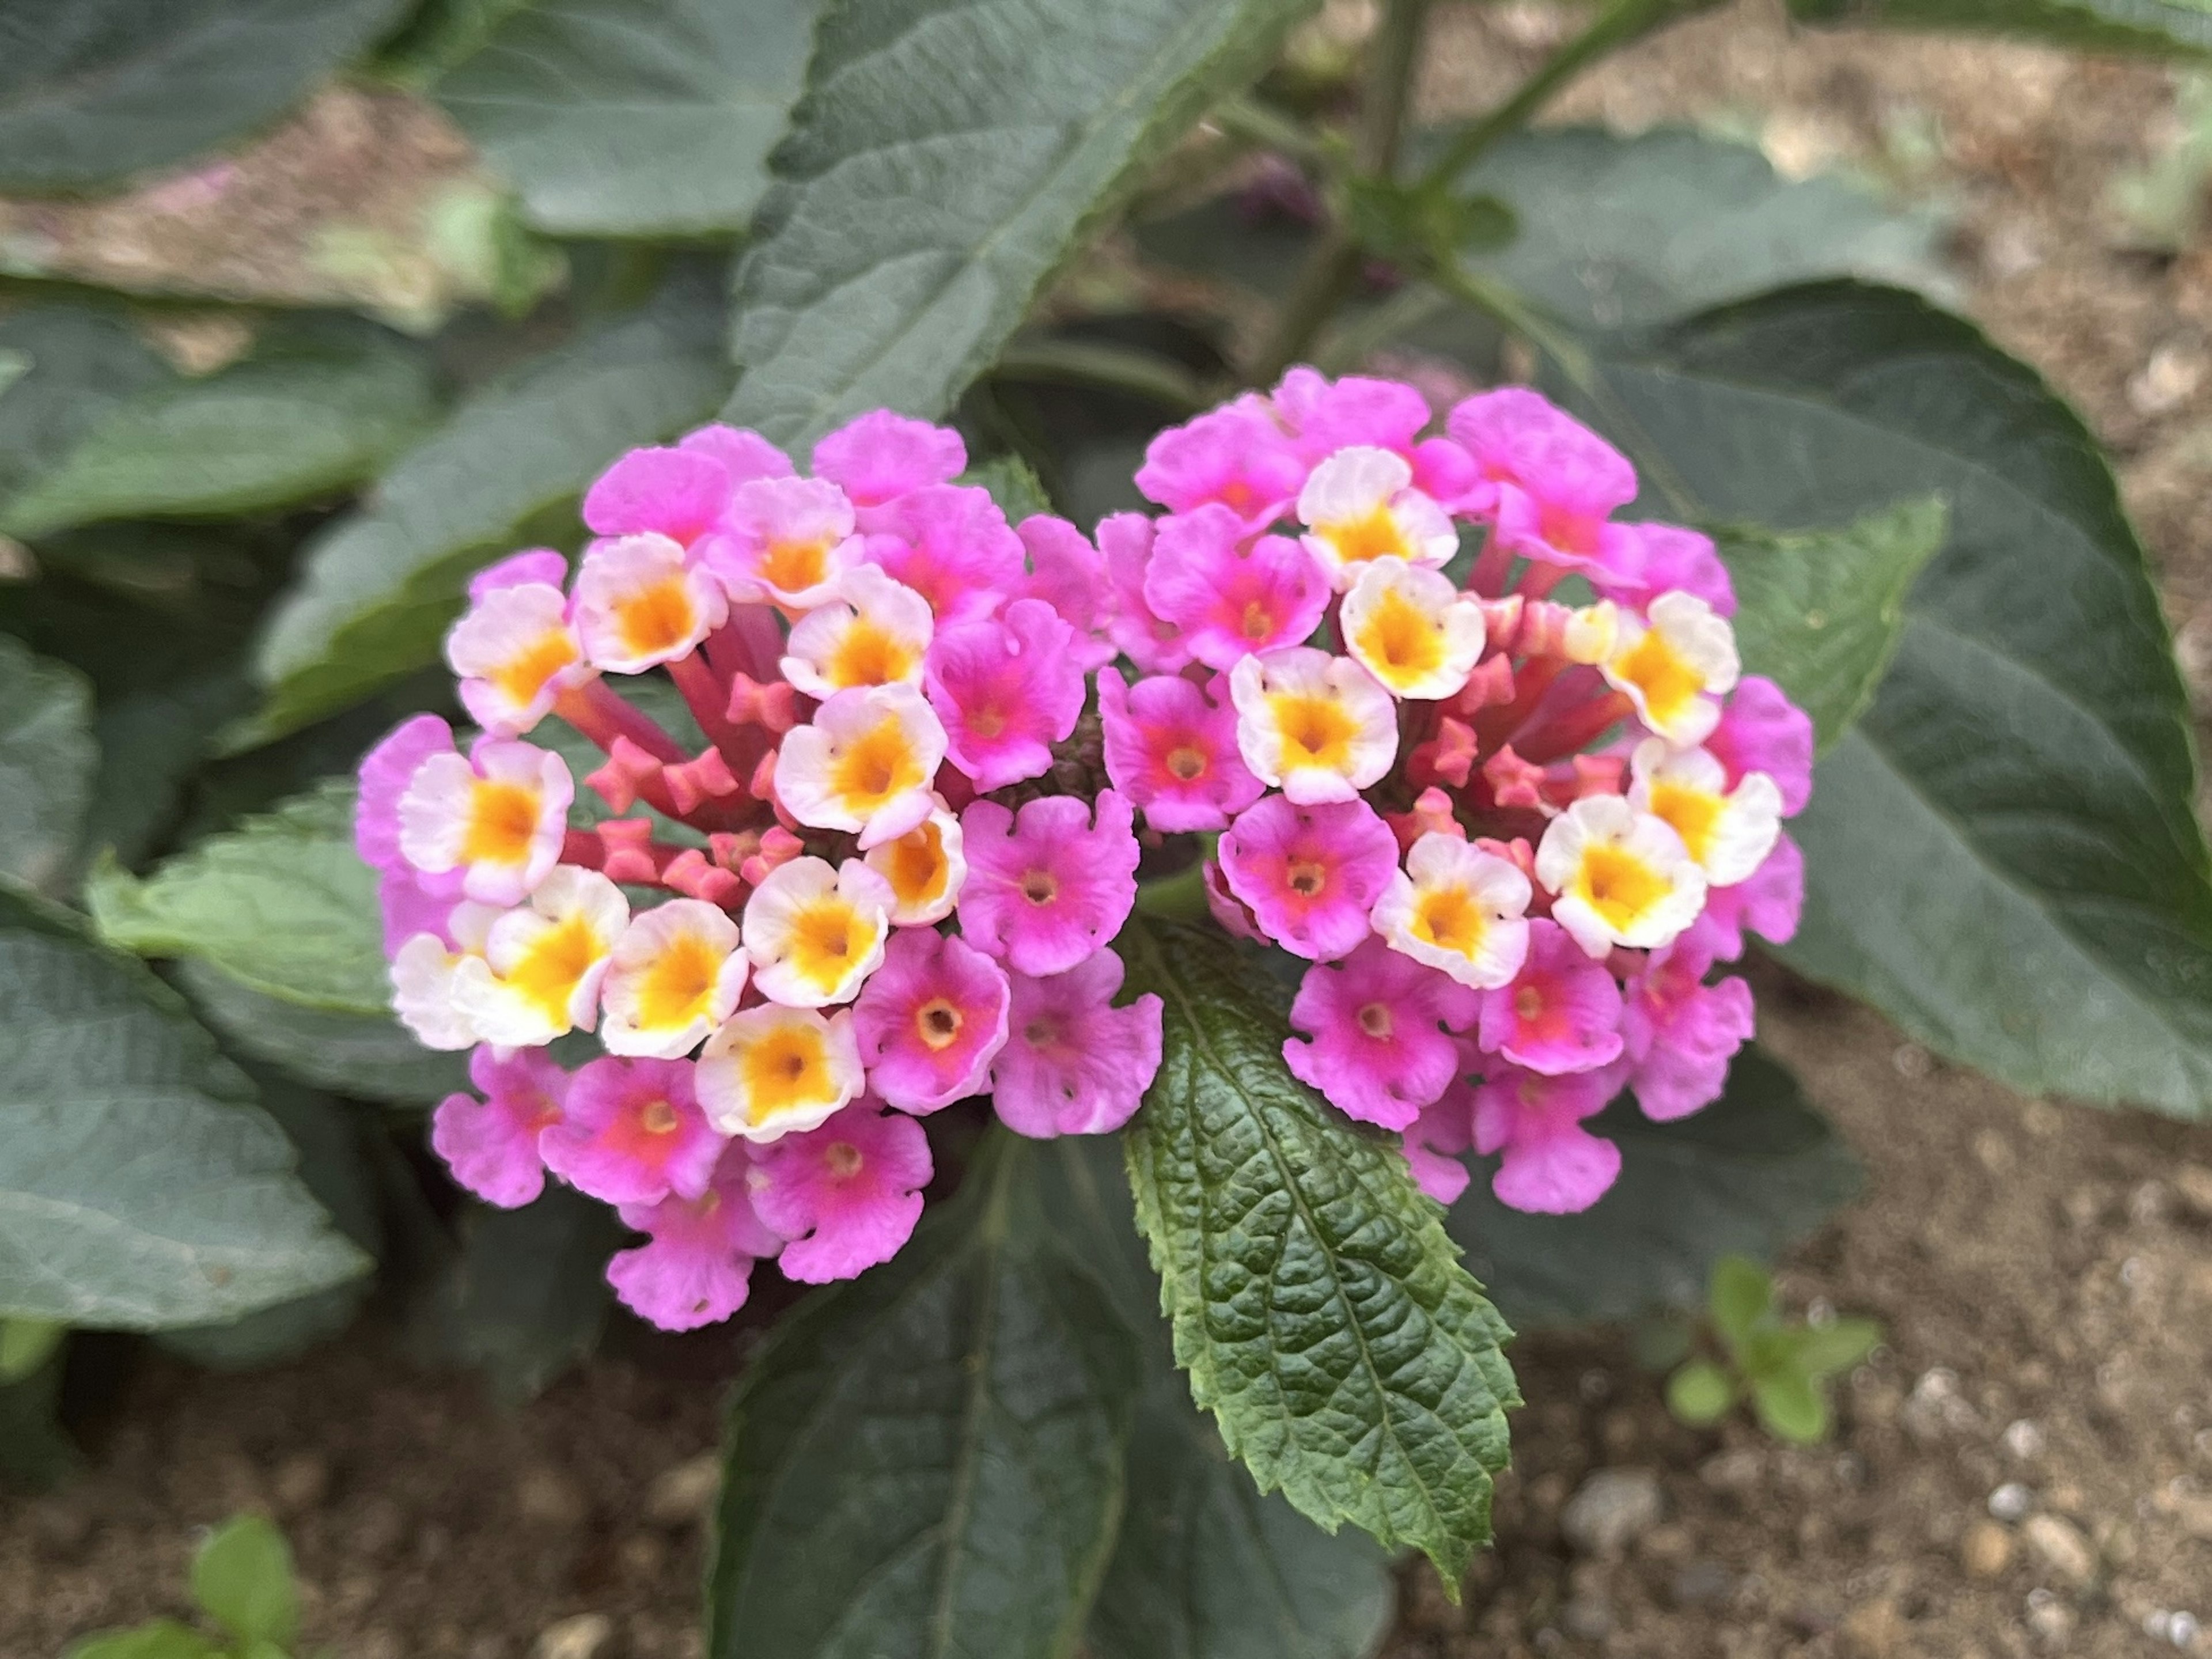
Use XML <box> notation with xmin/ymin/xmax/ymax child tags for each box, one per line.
<box><xmin>8</xmin><ymin>3</ymin><xmax>2212</xmax><ymax>1656</ymax></box>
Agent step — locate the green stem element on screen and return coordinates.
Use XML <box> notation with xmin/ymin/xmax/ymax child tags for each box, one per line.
<box><xmin>990</xmin><ymin>339</ymin><xmax>1212</xmax><ymax>413</ymax></box>
<box><xmin>1210</xmin><ymin>93</ymin><xmax>1326</xmax><ymax>166</ymax></box>
<box><xmin>1134</xmin><ymin>847</ymin><xmax>1217</xmax><ymax>922</ymax></box>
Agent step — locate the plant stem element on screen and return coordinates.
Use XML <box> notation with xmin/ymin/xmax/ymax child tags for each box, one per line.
<box><xmin>1245</xmin><ymin>0</ymin><xmax>1431</xmax><ymax>384</ymax></box>
<box><xmin>991</xmin><ymin>338</ymin><xmax>1212</xmax><ymax>413</ymax></box>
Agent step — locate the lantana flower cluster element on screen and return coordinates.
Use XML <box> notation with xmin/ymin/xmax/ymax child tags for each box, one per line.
<box><xmin>357</xmin><ymin>411</ymin><xmax>1162</xmax><ymax>1331</ymax></box>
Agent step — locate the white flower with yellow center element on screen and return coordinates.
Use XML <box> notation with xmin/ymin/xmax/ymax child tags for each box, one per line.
<box><xmin>452</xmin><ymin>866</ymin><xmax>630</xmax><ymax>1047</ymax></box>
<box><xmin>1627</xmin><ymin>739</ymin><xmax>1783</xmax><ymax>888</ymax></box>
<box><xmin>862</xmin><ymin>798</ymin><xmax>966</xmax><ymax>925</ymax></box>
<box><xmin>446</xmin><ymin>581</ymin><xmax>587</xmax><ymax>737</ymax></box>
<box><xmin>598</xmin><ymin>899</ymin><xmax>750</xmax><ymax>1058</ymax></box>
<box><xmin>391</xmin><ymin>903</ymin><xmax>499</xmax><ymax>1051</ymax></box>
<box><xmin>1600</xmin><ymin>592</ymin><xmax>1739</xmax><ymax>748</ymax></box>
<box><xmin>779</xmin><ymin>563</ymin><xmax>934</xmax><ymax>698</ymax></box>
<box><xmin>572</xmin><ymin>533</ymin><xmax>729</xmax><ymax>674</ymax></box>
<box><xmin>715</xmin><ymin>475</ymin><xmax>860</xmax><ymax>611</ymax></box>
<box><xmin>1535</xmin><ymin>795</ymin><xmax>1707</xmax><ymax>960</ymax></box>
<box><xmin>696</xmin><ymin>1004</ymin><xmax>864</xmax><ymax>1142</ymax></box>
<box><xmin>398</xmin><ymin>741</ymin><xmax>573</xmax><ymax>907</ymax></box>
<box><xmin>1296</xmin><ymin>445</ymin><xmax>1457</xmax><ymax>591</ymax></box>
<box><xmin>1372</xmin><ymin>833</ymin><xmax>1532</xmax><ymax>988</ymax></box>
<box><xmin>774</xmin><ymin>681</ymin><xmax>946</xmax><ymax>849</ymax></box>
<box><xmin>743</xmin><ymin>857</ymin><xmax>894</xmax><ymax>1008</ymax></box>
<box><xmin>1340</xmin><ymin>557</ymin><xmax>1487</xmax><ymax>700</ymax></box>
<box><xmin>1228</xmin><ymin>646</ymin><xmax>1397</xmax><ymax>805</ymax></box>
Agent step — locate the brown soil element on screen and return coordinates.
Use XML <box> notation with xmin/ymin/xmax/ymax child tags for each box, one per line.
<box><xmin>9</xmin><ymin>5</ymin><xmax>2212</xmax><ymax>1657</ymax></box>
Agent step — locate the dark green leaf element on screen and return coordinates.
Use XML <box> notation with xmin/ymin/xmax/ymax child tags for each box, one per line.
<box><xmin>0</xmin><ymin>1343</ymin><xmax>78</xmax><ymax>1489</ymax></box>
<box><xmin>0</xmin><ymin>634</ymin><xmax>96</xmax><ymax>896</ymax></box>
<box><xmin>960</xmin><ymin>454</ymin><xmax>1055</xmax><ymax>525</ymax></box>
<box><xmin>88</xmin><ymin>781</ymin><xmax>388</xmax><ymax>1015</ymax></box>
<box><xmin>419</xmin><ymin>1184</ymin><xmax>622</xmax><ymax>1402</ymax></box>
<box><xmin>190</xmin><ymin>1514</ymin><xmax>298</xmax><ymax>1647</ymax></box>
<box><xmin>0</xmin><ymin>319</ymin><xmax>438</xmax><ymax>538</ymax></box>
<box><xmin>722</xmin><ymin>0</ymin><xmax>1318</xmax><ymax>450</ymax></box>
<box><xmin>0</xmin><ymin>0</ymin><xmax>415</xmax><ymax>192</ymax></box>
<box><xmin>176</xmin><ymin>959</ymin><xmax>468</xmax><ymax>1104</ymax></box>
<box><xmin>1664</xmin><ymin>1359</ymin><xmax>1736</xmax><ymax>1426</ymax></box>
<box><xmin>1707</xmin><ymin>1256</ymin><xmax>1772</xmax><ymax>1348</ymax></box>
<box><xmin>1788</xmin><ymin>0</ymin><xmax>2212</xmax><ymax>59</ymax></box>
<box><xmin>708</xmin><ymin>1132</ymin><xmax>1141</xmax><ymax>1659</ymax></box>
<box><xmin>434</xmin><ymin>0</ymin><xmax>819</xmax><ymax>237</ymax></box>
<box><xmin>1346</xmin><ymin>178</ymin><xmax>1516</xmax><ymax>264</ymax></box>
<box><xmin>0</xmin><ymin>308</ymin><xmax>172</xmax><ymax>513</ymax></box>
<box><xmin>62</xmin><ymin>1622</ymin><xmax>222</xmax><ymax>1659</ymax></box>
<box><xmin>1720</xmin><ymin>496</ymin><xmax>1946</xmax><ymax>747</ymax></box>
<box><xmin>1561</xmin><ymin>281</ymin><xmax>2212</xmax><ymax>1118</ymax></box>
<box><xmin>1119</xmin><ymin>919</ymin><xmax>1517</xmax><ymax>1583</ymax></box>
<box><xmin>234</xmin><ymin>276</ymin><xmax>732</xmax><ymax>749</ymax></box>
<box><xmin>0</xmin><ymin>888</ymin><xmax>368</xmax><ymax>1328</ymax></box>
<box><xmin>1446</xmin><ymin>1048</ymin><xmax>1862</xmax><ymax>1328</ymax></box>
<box><xmin>1748</xmin><ymin>1370</ymin><xmax>1829</xmax><ymax>1443</ymax></box>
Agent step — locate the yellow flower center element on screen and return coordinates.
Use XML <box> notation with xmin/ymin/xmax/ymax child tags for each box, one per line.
<box><xmin>503</xmin><ymin>914</ymin><xmax>603</xmax><ymax>1022</ymax></box>
<box><xmin>490</xmin><ymin>630</ymin><xmax>579</xmax><ymax>707</ymax></box>
<box><xmin>759</xmin><ymin>536</ymin><xmax>832</xmax><ymax>595</ymax></box>
<box><xmin>634</xmin><ymin>930</ymin><xmax>723</xmax><ymax>1031</ymax></box>
<box><xmin>915</xmin><ymin>997</ymin><xmax>963</xmax><ymax>1051</ymax></box>
<box><xmin>1574</xmin><ymin>842</ymin><xmax>1671</xmax><ymax>932</ymax></box>
<box><xmin>616</xmin><ymin>578</ymin><xmax>698</xmax><ymax>658</ymax></box>
<box><xmin>1613</xmin><ymin>630</ymin><xmax>1703</xmax><ymax>728</ymax></box>
<box><xmin>787</xmin><ymin>899</ymin><xmax>873</xmax><ymax>990</ymax></box>
<box><xmin>1412</xmin><ymin>884</ymin><xmax>1487</xmax><ymax>957</ymax></box>
<box><xmin>1267</xmin><ymin>691</ymin><xmax>1359</xmax><ymax>772</ymax></box>
<box><xmin>1325</xmin><ymin>505</ymin><xmax>1410</xmax><ymax>568</ymax></box>
<box><xmin>741</xmin><ymin>1025</ymin><xmax>834</xmax><ymax>1124</ymax></box>
<box><xmin>1353</xmin><ymin>588</ymin><xmax>1445</xmax><ymax>687</ymax></box>
<box><xmin>825</xmin><ymin>616</ymin><xmax>916</xmax><ymax>688</ymax></box>
<box><xmin>461</xmin><ymin>779</ymin><xmax>542</xmax><ymax>866</ymax></box>
<box><xmin>880</xmin><ymin>820</ymin><xmax>950</xmax><ymax>908</ymax></box>
<box><xmin>1646</xmin><ymin>779</ymin><xmax>1722</xmax><ymax>866</ymax></box>
<box><xmin>830</xmin><ymin>716</ymin><xmax>927</xmax><ymax>812</ymax></box>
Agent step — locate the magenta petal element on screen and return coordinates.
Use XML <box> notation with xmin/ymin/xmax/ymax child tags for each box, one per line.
<box><xmin>469</xmin><ymin>548</ymin><xmax>568</xmax><ymax>602</ymax></box>
<box><xmin>429</xmin><ymin>1046</ymin><xmax>571</xmax><ymax>1209</ymax></box>
<box><xmin>1143</xmin><ymin>506</ymin><xmax>1328</xmax><ymax>672</ymax></box>
<box><xmin>540</xmin><ymin>1056</ymin><xmax>725</xmax><ymax>1206</ymax></box>
<box><xmin>990</xmin><ymin>950</ymin><xmax>1162</xmax><ymax>1137</ymax></box>
<box><xmin>812</xmin><ymin>410</ymin><xmax>966</xmax><ymax>506</ymax></box>
<box><xmin>925</xmin><ymin>597</ymin><xmax>1087</xmax><ymax>791</ymax></box>
<box><xmin>582</xmin><ymin>446</ymin><xmax>731</xmax><ymax>546</ymax></box>
<box><xmin>1476</xmin><ymin>919</ymin><xmax>1626</xmax><ymax>1075</ymax></box>
<box><xmin>1218</xmin><ymin>794</ymin><xmax>1399</xmax><ymax>961</ymax></box>
<box><xmin>1470</xmin><ymin>1064</ymin><xmax>1627</xmax><ymax>1214</ymax></box>
<box><xmin>749</xmin><ymin>1105</ymin><xmax>931</xmax><ymax>1282</ymax></box>
<box><xmin>957</xmin><ymin>792</ymin><xmax>1141</xmax><ymax>976</ymax></box>
<box><xmin>852</xmin><ymin>930</ymin><xmax>1011</xmax><ymax>1112</ymax></box>
<box><xmin>1706</xmin><ymin>675</ymin><xmax>1814</xmax><ymax>815</ymax></box>
<box><xmin>1097</xmin><ymin>668</ymin><xmax>1263</xmax><ymax>834</ymax></box>
<box><xmin>607</xmin><ymin>1146</ymin><xmax>781</xmax><ymax>1331</ymax></box>
<box><xmin>1685</xmin><ymin>834</ymin><xmax>1804</xmax><ymax>961</ymax></box>
<box><xmin>1282</xmin><ymin>939</ymin><xmax>1478</xmax><ymax>1130</ymax></box>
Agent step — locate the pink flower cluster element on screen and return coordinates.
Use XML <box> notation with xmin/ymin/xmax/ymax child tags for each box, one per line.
<box><xmin>358</xmin><ymin>412</ymin><xmax>1161</xmax><ymax>1331</ymax></box>
<box><xmin>1115</xmin><ymin>372</ymin><xmax>1810</xmax><ymax>1215</ymax></box>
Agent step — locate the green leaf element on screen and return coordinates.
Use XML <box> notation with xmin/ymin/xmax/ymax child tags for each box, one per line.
<box><xmin>0</xmin><ymin>1316</ymin><xmax>64</xmax><ymax>1382</ymax></box>
<box><xmin>0</xmin><ymin>888</ymin><xmax>369</xmax><ymax>1329</ymax></box>
<box><xmin>419</xmin><ymin>1184</ymin><xmax>622</xmax><ymax>1402</ymax></box>
<box><xmin>1707</xmin><ymin>1256</ymin><xmax>1772</xmax><ymax>1349</ymax></box>
<box><xmin>191</xmin><ymin>1514</ymin><xmax>298</xmax><ymax>1647</ymax></box>
<box><xmin>62</xmin><ymin>1622</ymin><xmax>223</xmax><ymax>1659</ymax></box>
<box><xmin>1559</xmin><ymin>281</ymin><xmax>2212</xmax><ymax>1118</ymax></box>
<box><xmin>1721</xmin><ymin>496</ymin><xmax>1947</xmax><ymax>748</ymax></box>
<box><xmin>960</xmin><ymin>454</ymin><xmax>1055</xmax><ymax>525</ymax></box>
<box><xmin>1456</xmin><ymin>126</ymin><xmax>1950</xmax><ymax>331</ymax></box>
<box><xmin>0</xmin><ymin>319</ymin><xmax>438</xmax><ymax>539</ymax></box>
<box><xmin>722</xmin><ymin>0</ymin><xmax>1318</xmax><ymax>450</ymax></box>
<box><xmin>1445</xmin><ymin>1048</ymin><xmax>1862</xmax><ymax>1328</ymax></box>
<box><xmin>1792</xmin><ymin>1317</ymin><xmax>1881</xmax><ymax>1380</ymax></box>
<box><xmin>1664</xmin><ymin>1359</ymin><xmax>1736</xmax><ymax>1426</ymax></box>
<box><xmin>1748</xmin><ymin>1370</ymin><xmax>1830</xmax><ymax>1444</ymax></box>
<box><xmin>0</xmin><ymin>0</ymin><xmax>416</xmax><ymax>192</ymax></box>
<box><xmin>176</xmin><ymin>959</ymin><xmax>468</xmax><ymax>1104</ymax></box>
<box><xmin>1119</xmin><ymin>919</ymin><xmax>1517</xmax><ymax>1584</ymax></box>
<box><xmin>707</xmin><ymin>1132</ymin><xmax>1142</xmax><ymax>1659</ymax></box>
<box><xmin>88</xmin><ymin>781</ymin><xmax>388</xmax><ymax>1016</ymax></box>
<box><xmin>0</xmin><ymin>309</ymin><xmax>172</xmax><ymax>518</ymax></box>
<box><xmin>0</xmin><ymin>634</ymin><xmax>96</xmax><ymax>897</ymax></box>
<box><xmin>1787</xmin><ymin>0</ymin><xmax>2212</xmax><ymax>60</ymax></box>
<box><xmin>234</xmin><ymin>276</ymin><xmax>732</xmax><ymax>749</ymax></box>
<box><xmin>434</xmin><ymin>0</ymin><xmax>820</xmax><ymax>237</ymax></box>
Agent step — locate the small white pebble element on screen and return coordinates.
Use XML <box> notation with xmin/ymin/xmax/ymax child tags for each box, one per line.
<box><xmin>2002</xmin><ymin>1419</ymin><xmax>2045</xmax><ymax>1460</ymax></box>
<box><xmin>1989</xmin><ymin>1481</ymin><xmax>2034</xmax><ymax>1522</ymax></box>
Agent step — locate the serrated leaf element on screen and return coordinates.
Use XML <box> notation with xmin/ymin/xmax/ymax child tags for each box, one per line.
<box><xmin>190</xmin><ymin>1514</ymin><xmax>298</xmax><ymax>1647</ymax></box>
<box><xmin>0</xmin><ymin>318</ymin><xmax>438</xmax><ymax>539</ymax></box>
<box><xmin>0</xmin><ymin>0</ymin><xmax>416</xmax><ymax>192</ymax></box>
<box><xmin>1664</xmin><ymin>1359</ymin><xmax>1736</xmax><ymax>1426</ymax></box>
<box><xmin>1789</xmin><ymin>0</ymin><xmax>2212</xmax><ymax>59</ymax></box>
<box><xmin>419</xmin><ymin>1184</ymin><xmax>622</xmax><ymax>1402</ymax></box>
<box><xmin>176</xmin><ymin>959</ymin><xmax>469</xmax><ymax>1104</ymax></box>
<box><xmin>1552</xmin><ymin>281</ymin><xmax>2212</xmax><ymax>1118</ymax></box>
<box><xmin>1119</xmin><ymin>919</ymin><xmax>1517</xmax><ymax>1584</ymax></box>
<box><xmin>722</xmin><ymin>0</ymin><xmax>1318</xmax><ymax>450</ymax></box>
<box><xmin>234</xmin><ymin>276</ymin><xmax>731</xmax><ymax>749</ymax></box>
<box><xmin>0</xmin><ymin>634</ymin><xmax>96</xmax><ymax>897</ymax></box>
<box><xmin>1721</xmin><ymin>496</ymin><xmax>1946</xmax><ymax>748</ymax></box>
<box><xmin>1445</xmin><ymin>1047</ymin><xmax>1862</xmax><ymax>1328</ymax></box>
<box><xmin>0</xmin><ymin>888</ymin><xmax>368</xmax><ymax>1329</ymax></box>
<box><xmin>88</xmin><ymin>781</ymin><xmax>388</xmax><ymax>1015</ymax></box>
<box><xmin>707</xmin><ymin>1132</ymin><xmax>1141</xmax><ymax>1659</ymax></box>
<box><xmin>434</xmin><ymin>0</ymin><xmax>820</xmax><ymax>237</ymax></box>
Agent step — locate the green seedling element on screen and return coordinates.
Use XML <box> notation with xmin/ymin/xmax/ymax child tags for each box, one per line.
<box><xmin>65</xmin><ymin>1515</ymin><xmax>306</xmax><ymax>1659</ymax></box>
<box><xmin>1665</xmin><ymin>1256</ymin><xmax>1880</xmax><ymax>1444</ymax></box>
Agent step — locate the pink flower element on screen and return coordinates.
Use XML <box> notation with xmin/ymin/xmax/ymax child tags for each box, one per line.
<box><xmin>1097</xmin><ymin>668</ymin><xmax>1263</xmax><ymax>832</ymax></box>
<box><xmin>1470</xmin><ymin>1063</ymin><xmax>1628</xmax><ymax>1214</ymax></box>
<box><xmin>539</xmin><ymin>1056</ymin><xmax>725</xmax><ymax>1206</ymax></box>
<box><xmin>1476</xmin><ymin>919</ymin><xmax>1626</xmax><ymax>1075</ymax></box>
<box><xmin>1621</xmin><ymin>941</ymin><xmax>1755</xmax><ymax>1122</ymax></box>
<box><xmin>1597</xmin><ymin>522</ymin><xmax>1736</xmax><ymax>616</ymax></box>
<box><xmin>1283</xmin><ymin>938</ymin><xmax>1479</xmax><ymax>1130</ymax></box>
<box><xmin>1448</xmin><ymin>388</ymin><xmax>1641</xmax><ymax>581</ymax></box>
<box><xmin>1142</xmin><ymin>505</ymin><xmax>1330</xmax><ymax>671</ymax></box>
<box><xmin>957</xmin><ymin>791</ymin><xmax>1141</xmax><ymax>976</ymax></box>
<box><xmin>1705</xmin><ymin>675</ymin><xmax>1814</xmax><ymax>815</ymax></box>
<box><xmin>990</xmin><ymin>950</ymin><xmax>1164</xmax><ymax>1137</ymax></box>
<box><xmin>430</xmin><ymin>1046</ymin><xmax>571</xmax><ymax>1209</ymax></box>
<box><xmin>1273</xmin><ymin>368</ymin><xmax>1431</xmax><ymax>463</ymax></box>
<box><xmin>677</xmin><ymin>422</ymin><xmax>797</xmax><ymax>485</ymax></box>
<box><xmin>1016</xmin><ymin>515</ymin><xmax>1116</xmax><ymax>671</ymax></box>
<box><xmin>812</xmin><ymin>410</ymin><xmax>965</xmax><ymax>514</ymax></box>
<box><xmin>1403</xmin><ymin>1081</ymin><xmax>1476</xmax><ymax>1206</ymax></box>
<box><xmin>469</xmin><ymin>548</ymin><xmax>569</xmax><ymax>601</ymax></box>
<box><xmin>581</xmin><ymin>445</ymin><xmax>733</xmax><ymax>547</ymax></box>
<box><xmin>862</xmin><ymin>484</ymin><xmax>1025</xmax><ymax>624</ymax></box>
<box><xmin>1099</xmin><ymin>512</ymin><xmax>1191</xmax><ymax>673</ymax></box>
<box><xmin>1134</xmin><ymin>393</ymin><xmax>1307</xmax><ymax>528</ymax></box>
<box><xmin>699</xmin><ymin>475</ymin><xmax>858</xmax><ymax>609</ymax></box>
<box><xmin>924</xmin><ymin>597</ymin><xmax>1086</xmax><ymax>791</ymax></box>
<box><xmin>851</xmin><ymin>930</ymin><xmax>1012</xmax><ymax>1113</ymax></box>
<box><xmin>607</xmin><ymin>1144</ymin><xmax>783</xmax><ymax>1331</ymax></box>
<box><xmin>748</xmin><ymin>1104</ymin><xmax>933</xmax><ymax>1282</ymax></box>
<box><xmin>1217</xmin><ymin>794</ymin><xmax>1398</xmax><ymax>961</ymax></box>
<box><xmin>356</xmin><ymin>715</ymin><xmax>465</xmax><ymax>952</ymax></box>
<box><xmin>1685</xmin><ymin>832</ymin><xmax>1805</xmax><ymax>961</ymax></box>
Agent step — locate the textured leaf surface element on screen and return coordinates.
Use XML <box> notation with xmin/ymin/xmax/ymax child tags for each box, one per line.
<box><xmin>1721</xmin><ymin>495</ymin><xmax>1946</xmax><ymax>747</ymax></box>
<box><xmin>0</xmin><ymin>0</ymin><xmax>414</xmax><ymax>191</ymax></box>
<box><xmin>1119</xmin><ymin>919</ymin><xmax>1517</xmax><ymax>1582</ymax></box>
<box><xmin>722</xmin><ymin>0</ymin><xmax>1316</xmax><ymax>450</ymax></box>
<box><xmin>1789</xmin><ymin>0</ymin><xmax>2212</xmax><ymax>58</ymax></box>
<box><xmin>177</xmin><ymin>959</ymin><xmax>468</xmax><ymax>1104</ymax></box>
<box><xmin>0</xmin><ymin>635</ymin><xmax>96</xmax><ymax>897</ymax></box>
<box><xmin>1447</xmin><ymin>1049</ymin><xmax>1862</xmax><ymax>1328</ymax></box>
<box><xmin>0</xmin><ymin>890</ymin><xmax>367</xmax><ymax>1329</ymax></box>
<box><xmin>236</xmin><ymin>279</ymin><xmax>730</xmax><ymax>748</ymax></box>
<box><xmin>709</xmin><ymin>1133</ymin><xmax>1141</xmax><ymax>1659</ymax></box>
<box><xmin>0</xmin><ymin>308</ymin><xmax>173</xmax><ymax>512</ymax></box>
<box><xmin>88</xmin><ymin>782</ymin><xmax>387</xmax><ymax>1015</ymax></box>
<box><xmin>0</xmin><ymin>320</ymin><xmax>437</xmax><ymax>538</ymax></box>
<box><xmin>420</xmin><ymin>1184</ymin><xmax>621</xmax><ymax>1402</ymax></box>
<box><xmin>1556</xmin><ymin>282</ymin><xmax>2212</xmax><ymax>1118</ymax></box>
<box><xmin>435</xmin><ymin>0</ymin><xmax>819</xmax><ymax>236</ymax></box>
